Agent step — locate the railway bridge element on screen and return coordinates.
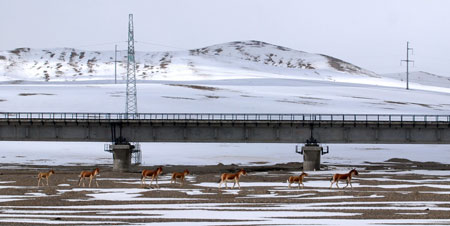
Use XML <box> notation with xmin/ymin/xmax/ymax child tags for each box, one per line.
<box><xmin>1</xmin><ymin>112</ymin><xmax>450</xmax><ymax>171</ymax></box>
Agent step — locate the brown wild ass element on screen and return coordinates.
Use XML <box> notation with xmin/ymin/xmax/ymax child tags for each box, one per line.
<box><xmin>37</xmin><ymin>170</ymin><xmax>55</xmax><ymax>187</ymax></box>
<box><xmin>78</xmin><ymin>168</ymin><xmax>100</xmax><ymax>187</ymax></box>
<box><xmin>330</xmin><ymin>168</ymin><xmax>358</xmax><ymax>189</ymax></box>
<box><xmin>287</xmin><ymin>172</ymin><xmax>308</xmax><ymax>189</ymax></box>
<box><xmin>171</xmin><ymin>169</ymin><xmax>190</xmax><ymax>187</ymax></box>
<box><xmin>218</xmin><ymin>169</ymin><xmax>247</xmax><ymax>189</ymax></box>
<box><xmin>141</xmin><ymin>167</ymin><xmax>163</xmax><ymax>188</ymax></box>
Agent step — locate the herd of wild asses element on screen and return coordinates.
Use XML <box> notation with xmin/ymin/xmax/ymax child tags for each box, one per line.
<box><xmin>36</xmin><ymin>167</ymin><xmax>359</xmax><ymax>189</ymax></box>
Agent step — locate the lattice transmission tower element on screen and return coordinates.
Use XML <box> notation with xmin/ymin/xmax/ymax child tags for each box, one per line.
<box><xmin>126</xmin><ymin>14</ymin><xmax>138</xmax><ymax>115</ymax></box>
<box><xmin>126</xmin><ymin>14</ymin><xmax>141</xmax><ymax>164</ymax></box>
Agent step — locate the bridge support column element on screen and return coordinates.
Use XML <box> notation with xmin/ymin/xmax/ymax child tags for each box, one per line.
<box><xmin>302</xmin><ymin>145</ymin><xmax>322</xmax><ymax>171</ymax></box>
<box><xmin>111</xmin><ymin>144</ymin><xmax>133</xmax><ymax>172</ymax></box>
<box><xmin>296</xmin><ymin>141</ymin><xmax>328</xmax><ymax>171</ymax></box>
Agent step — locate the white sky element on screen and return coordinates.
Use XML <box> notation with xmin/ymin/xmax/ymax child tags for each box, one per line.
<box><xmin>1</xmin><ymin>0</ymin><xmax>449</xmax><ymax>76</ymax></box>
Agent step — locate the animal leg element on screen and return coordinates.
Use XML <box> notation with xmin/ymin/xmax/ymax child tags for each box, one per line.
<box><xmin>336</xmin><ymin>180</ymin><xmax>340</xmax><ymax>188</ymax></box>
<box><xmin>95</xmin><ymin>177</ymin><xmax>99</xmax><ymax>187</ymax></box>
<box><xmin>89</xmin><ymin>176</ymin><xmax>93</xmax><ymax>187</ymax></box>
<box><xmin>79</xmin><ymin>177</ymin><xmax>85</xmax><ymax>187</ymax></box>
<box><xmin>155</xmin><ymin>177</ymin><xmax>159</xmax><ymax>188</ymax></box>
<box><xmin>237</xmin><ymin>179</ymin><xmax>241</xmax><ymax>189</ymax></box>
<box><xmin>225</xmin><ymin>181</ymin><xmax>228</xmax><ymax>189</ymax></box>
<box><xmin>329</xmin><ymin>181</ymin><xmax>334</xmax><ymax>189</ymax></box>
<box><xmin>218</xmin><ymin>180</ymin><xmax>223</xmax><ymax>189</ymax></box>
<box><xmin>288</xmin><ymin>182</ymin><xmax>292</xmax><ymax>188</ymax></box>
<box><xmin>37</xmin><ymin>177</ymin><xmax>41</xmax><ymax>187</ymax></box>
<box><xmin>46</xmin><ymin>177</ymin><xmax>49</xmax><ymax>186</ymax></box>
<box><xmin>150</xmin><ymin>177</ymin><xmax>154</xmax><ymax>187</ymax></box>
<box><xmin>344</xmin><ymin>179</ymin><xmax>349</xmax><ymax>188</ymax></box>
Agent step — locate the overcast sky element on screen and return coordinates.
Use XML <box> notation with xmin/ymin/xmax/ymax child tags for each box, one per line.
<box><xmin>1</xmin><ymin>0</ymin><xmax>449</xmax><ymax>76</ymax></box>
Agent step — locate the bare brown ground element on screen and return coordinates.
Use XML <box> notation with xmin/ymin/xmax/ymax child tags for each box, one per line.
<box><xmin>0</xmin><ymin>160</ymin><xmax>449</xmax><ymax>225</ymax></box>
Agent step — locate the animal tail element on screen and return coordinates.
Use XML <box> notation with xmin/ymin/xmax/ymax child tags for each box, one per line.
<box><xmin>330</xmin><ymin>176</ymin><xmax>333</xmax><ymax>182</ymax></box>
<box><xmin>218</xmin><ymin>174</ymin><xmax>224</xmax><ymax>183</ymax></box>
<box><xmin>286</xmin><ymin>179</ymin><xmax>289</xmax><ymax>183</ymax></box>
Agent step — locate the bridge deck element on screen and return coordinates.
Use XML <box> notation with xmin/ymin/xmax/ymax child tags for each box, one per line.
<box><xmin>1</xmin><ymin>113</ymin><xmax>450</xmax><ymax>143</ymax></box>
<box><xmin>2</xmin><ymin>112</ymin><xmax>450</xmax><ymax>122</ymax></box>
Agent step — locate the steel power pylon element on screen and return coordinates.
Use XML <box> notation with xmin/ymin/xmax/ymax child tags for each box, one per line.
<box><xmin>126</xmin><ymin>14</ymin><xmax>141</xmax><ymax>165</ymax></box>
<box><xmin>126</xmin><ymin>14</ymin><xmax>138</xmax><ymax>115</ymax></box>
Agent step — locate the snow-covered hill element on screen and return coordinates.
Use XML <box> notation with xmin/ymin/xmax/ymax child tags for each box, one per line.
<box><xmin>382</xmin><ymin>71</ymin><xmax>450</xmax><ymax>89</ymax></box>
<box><xmin>0</xmin><ymin>40</ymin><xmax>377</xmax><ymax>82</ymax></box>
<box><xmin>1</xmin><ymin>40</ymin><xmax>449</xmax><ymax>115</ymax></box>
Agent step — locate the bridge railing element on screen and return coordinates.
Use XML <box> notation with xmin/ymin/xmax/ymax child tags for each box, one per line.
<box><xmin>0</xmin><ymin>112</ymin><xmax>449</xmax><ymax>123</ymax></box>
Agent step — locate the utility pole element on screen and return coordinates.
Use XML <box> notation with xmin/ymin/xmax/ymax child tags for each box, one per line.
<box><xmin>114</xmin><ymin>45</ymin><xmax>118</xmax><ymax>84</ymax></box>
<box><xmin>401</xmin><ymin>41</ymin><xmax>414</xmax><ymax>90</ymax></box>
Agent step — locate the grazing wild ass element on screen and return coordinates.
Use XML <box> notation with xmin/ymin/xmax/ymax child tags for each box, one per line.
<box><xmin>78</xmin><ymin>168</ymin><xmax>100</xmax><ymax>187</ymax></box>
<box><xmin>171</xmin><ymin>169</ymin><xmax>190</xmax><ymax>187</ymax></box>
<box><xmin>37</xmin><ymin>170</ymin><xmax>55</xmax><ymax>187</ymax></box>
<box><xmin>330</xmin><ymin>168</ymin><xmax>359</xmax><ymax>189</ymax></box>
<box><xmin>218</xmin><ymin>169</ymin><xmax>247</xmax><ymax>189</ymax></box>
<box><xmin>141</xmin><ymin>167</ymin><xmax>163</xmax><ymax>188</ymax></box>
<box><xmin>287</xmin><ymin>172</ymin><xmax>308</xmax><ymax>189</ymax></box>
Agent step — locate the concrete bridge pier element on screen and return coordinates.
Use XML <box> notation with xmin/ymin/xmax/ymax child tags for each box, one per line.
<box><xmin>301</xmin><ymin>145</ymin><xmax>322</xmax><ymax>171</ymax></box>
<box><xmin>111</xmin><ymin>144</ymin><xmax>133</xmax><ymax>172</ymax></box>
<box><xmin>296</xmin><ymin>142</ymin><xmax>328</xmax><ymax>171</ymax></box>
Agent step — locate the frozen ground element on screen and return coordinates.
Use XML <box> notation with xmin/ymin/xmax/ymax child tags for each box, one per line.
<box><xmin>1</xmin><ymin>78</ymin><xmax>450</xmax><ymax>114</ymax></box>
<box><xmin>1</xmin><ymin>142</ymin><xmax>450</xmax><ymax>167</ymax></box>
<box><xmin>0</xmin><ymin>164</ymin><xmax>450</xmax><ymax>225</ymax></box>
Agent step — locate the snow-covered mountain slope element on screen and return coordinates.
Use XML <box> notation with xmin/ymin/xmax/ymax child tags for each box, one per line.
<box><xmin>1</xmin><ymin>40</ymin><xmax>449</xmax><ymax>115</ymax></box>
<box><xmin>1</xmin><ymin>77</ymin><xmax>449</xmax><ymax>114</ymax></box>
<box><xmin>382</xmin><ymin>71</ymin><xmax>450</xmax><ymax>89</ymax></box>
<box><xmin>0</xmin><ymin>40</ymin><xmax>377</xmax><ymax>82</ymax></box>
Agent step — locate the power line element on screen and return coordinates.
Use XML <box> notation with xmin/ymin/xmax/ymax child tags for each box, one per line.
<box><xmin>73</xmin><ymin>41</ymin><xmax>127</xmax><ymax>49</ymax></box>
<box><xmin>135</xmin><ymin>40</ymin><xmax>186</xmax><ymax>51</ymax></box>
